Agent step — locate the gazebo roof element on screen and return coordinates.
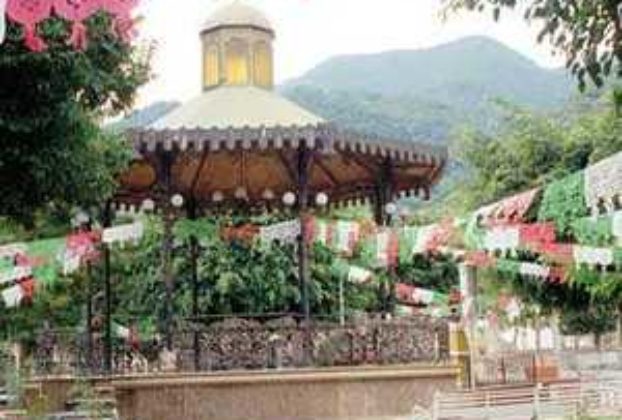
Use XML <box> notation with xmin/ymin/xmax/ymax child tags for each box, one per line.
<box><xmin>117</xmin><ymin>123</ymin><xmax>447</xmax><ymax>211</ymax></box>
<box><xmin>113</xmin><ymin>1</ymin><xmax>447</xmax><ymax>212</ymax></box>
<box><xmin>149</xmin><ymin>86</ymin><xmax>324</xmax><ymax>131</ymax></box>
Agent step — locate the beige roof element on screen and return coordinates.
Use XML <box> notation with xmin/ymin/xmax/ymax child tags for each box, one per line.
<box><xmin>149</xmin><ymin>86</ymin><xmax>325</xmax><ymax>130</ymax></box>
<box><xmin>202</xmin><ymin>2</ymin><xmax>273</xmax><ymax>34</ymax></box>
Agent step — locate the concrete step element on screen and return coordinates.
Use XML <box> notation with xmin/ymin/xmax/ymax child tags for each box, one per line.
<box><xmin>46</xmin><ymin>412</ymin><xmax>116</xmax><ymax>420</ymax></box>
<box><xmin>0</xmin><ymin>409</ymin><xmax>27</xmax><ymax>419</ymax></box>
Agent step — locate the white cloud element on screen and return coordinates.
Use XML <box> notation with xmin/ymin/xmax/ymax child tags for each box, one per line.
<box><xmin>134</xmin><ymin>0</ymin><xmax>563</xmax><ymax>106</ymax></box>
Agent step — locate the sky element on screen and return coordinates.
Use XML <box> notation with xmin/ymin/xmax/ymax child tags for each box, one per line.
<box><xmin>135</xmin><ymin>0</ymin><xmax>563</xmax><ymax>107</ymax></box>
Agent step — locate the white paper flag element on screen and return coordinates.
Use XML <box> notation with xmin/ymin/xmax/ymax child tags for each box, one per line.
<box><xmin>334</xmin><ymin>221</ymin><xmax>359</xmax><ymax>254</ymax></box>
<box><xmin>585</xmin><ymin>151</ymin><xmax>622</xmax><ymax>213</ymax></box>
<box><xmin>347</xmin><ymin>266</ymin><xmax>372</xmax><ymax>284</ymax></box>
<box><xmin>484</xmin><ymin>227</ymin><xmax>520</xmax><ymax>252</ymax></box>
<box><xmin>259</xmin><ymin>219</ymin><xmax>300</xmax><ymax>245</ymax></box>
<box><xmin>102</xmin><ymin>222</ymin><xmax>144</xmax><ymax>245</ymax></box>
<box><xmin>573</xmin><ymin>246</ymin><xmax>614</xmax><ymax>267</ymax></box>
<box><xmin>0</xmin><ymin>266</ymin><xmax>32</xmax><ymax>285</ymax></box>
<box><xmin>613</xmin><ymin>211</ymin><xmax>622</xmax><ymax>246</ymax></box>
<box><xmin>2</xmin><ymin>285</ymin><xmax>23</xmax><ymax>308</ymax></box>
<box><xmin>519</xmin><ymin>262</ymin><xmax>550</xmax><ymax>278</ymax></box>
<box><xmin>0</xmin><ymin>243</ymin><xmax>27</xmax><ymax>258</ymax></box>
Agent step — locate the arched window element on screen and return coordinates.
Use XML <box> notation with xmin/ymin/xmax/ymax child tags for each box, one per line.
<box><xmin>225</xmin><ymin>38</ymin><xmax>249</xmax><ymax>85</ymax></box>
<box><xmin>253</xmin><ymin>41</ymin><xmax>272</xmax><ymax>88</ymax></box>
<box><xmin>203</xmin><ymin>44</ymin><xmax>220</xmax><ymax>88</ymax></box>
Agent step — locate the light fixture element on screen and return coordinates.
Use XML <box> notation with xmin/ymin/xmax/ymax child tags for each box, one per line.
<box><xmin>385</xmin><ymin>202</ymin><xmax>397</xmax><ymax>216</ymax></box>
<box><xmin>72</xmin><ymin>209</ymin><xmax>90</xmax><ymax>227</ymax></box>
<box><xmin>399</xmin><ymin>206</ymin><xmax>411</xmax><ymax>218</ymax></box>
<box><xmin>315</xmin><ymin>192</ymin><xmax>328</xmax><ymax>207</ymax></box>
<box><xmin>75</xmin><ymin>210</ymin><xmax>90</xmax><ymax>225</ymax></box>
<box><xmin>282</xmin><ymin>191</ymin><xmax>296</xmax><ymax>207</ymax></box>
<box><xmin>171</xmin><ymin>194</ymin><xmax>184</xmax><ymax>208</ymax></box>
<box><xmin>262</xmin><ymin>188</ymin><xmax>275</xmax><ymax>201</ymax></box>
<box><xmin>141</xmin><ymin>198</ymin><xmax>155</xmax><ymax>212</ymax></box>
<box><xmin>234</xmin><ymin>186</ymin><xmax>248</xmax><ymax>200</ymax></box>
<box><xmin>212</xmin><ymin>191</ymin><xmax>224</xmax><ymax>203</ymax></box>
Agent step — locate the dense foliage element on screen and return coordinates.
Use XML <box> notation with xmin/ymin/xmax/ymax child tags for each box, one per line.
<box><xmin>446</xmin><ymin>95</ymin><xmax>622</xmax><ymax>214</ymax></box>
<box><xmin>0</xmin><ymin>215</ymin><xmax>459</xmax><ymax>341</ymax></box>
<box><xmin>0</xmin><ymin>13</ymin><xmax>150</xmax><ymax>226</ymax></box>
<box><xmin>449</xmin><ymin>96</ymin><xmax>622</xmax><ymax>337</ymax></box>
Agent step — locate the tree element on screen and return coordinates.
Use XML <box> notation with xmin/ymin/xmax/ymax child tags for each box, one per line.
<box><xmin>451</xmin><ymin>94</ymin><xmax>622</xmax><ymax>212</ymax></box>
<box><xmin>443</xmin><ymin>0</ymin><xmax>622</xmax><ymax>89</ymax></box>
<box><xmin>0</xmin><ymin>13</ymin><xmax>151</xmax><ymax>226</ymax></box>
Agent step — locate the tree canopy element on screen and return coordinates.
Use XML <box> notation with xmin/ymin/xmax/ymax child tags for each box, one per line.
<box><xmin>0</xmin><ymin>13</ymin><xmax>150</xmax><ymax>226</ymax></box>
<box><xmin>449</xmin><ymin>94</ymin><xmax>622</xmax><ymax>212</ymax></box>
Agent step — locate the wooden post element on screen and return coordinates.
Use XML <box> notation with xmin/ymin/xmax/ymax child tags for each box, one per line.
<box><xmin>102</xmin><ymin>200</ymin><xmax>113</xmax><ymax>374</ymax></box>
<box><xmin>296</xmin><ymin>147</ymin><xmax>312</xmax><ymax>325</ymax></box>
<box><xmin>373</xmin><ymin>159</ymin><xmax>395</xmax><ymax>318</ymax></box>
<box><xmin>459</xmin><ymin>263</ymin><xmax>478</xmax><ymax>389</ymax></box>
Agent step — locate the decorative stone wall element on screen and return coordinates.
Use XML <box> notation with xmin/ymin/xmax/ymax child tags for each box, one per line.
<box><xmin>112</xmin><ymin>366</ymin><xmax>458</xmax><ymax>420</ymax></box>
<box><xmin>176</xmin><ymin>317</ymin><xmax>450</xmax><ymax>372</ymax></box>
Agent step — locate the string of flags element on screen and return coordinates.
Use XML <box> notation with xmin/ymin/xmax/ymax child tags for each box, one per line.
<box><xmin>395</xmin><ymin>283</ymin><xmax>448</xmax><ymax>306</ymax></box>
<box><xmin>0</xmin><ymin>222</ymin><xmax>144</xmax><ymax>308</ymax></box>
<box><xmin>250</xmin><ymin>213</ymin><xmax>621</xmax><ymax>286</ymax></box>
<box><xmin>3</xmin><ymin>0</ymin><xmax>139</xmax><ymax>51</ymax></box>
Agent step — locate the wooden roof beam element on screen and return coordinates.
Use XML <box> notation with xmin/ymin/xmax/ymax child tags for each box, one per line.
<box><xmin>313</xmin><ymin>156</ymin><xmax>339</xmax><ymax>187</ymax></box>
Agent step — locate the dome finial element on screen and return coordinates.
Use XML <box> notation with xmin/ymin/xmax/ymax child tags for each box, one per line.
<box><xmin>201</xmin><ymin>1</ymin><xmax>274</xmax><ymax>35</ymax></box>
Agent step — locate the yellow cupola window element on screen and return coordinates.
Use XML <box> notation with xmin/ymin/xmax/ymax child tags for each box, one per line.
<box><xmin>253</xmin><ymin>41</ymin><xmax>272</xmax><ymax>88</ymax></box>
<box><xmin>225</xmin><ymin>39</ymin><xmax>249</xmax><ymax>85</ymax></box>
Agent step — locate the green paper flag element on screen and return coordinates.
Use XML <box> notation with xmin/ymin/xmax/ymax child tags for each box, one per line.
<box><xmin>571</xmin><ymin>215</ymin><xmax>613</xmax><ymax>247</ymax></box>
<box><xmin>26</xmin><ymin>238</ymin><xmax>65</xmax><ymax>285</ymax></box>
<box><xmin>496</xmin><ymin>258</ymin><xmax>521</xmax><ymax>275</ymax></box>
<box><xmin>614</xmin><ymin>248</ymin><xmax>622</xmax><ymax>269</ymax></box>
<box><xmin>399</xmin><ymin>227</ymin><xmax>418</xmax><ymax>264</ymax></box>
<box><xmin>330</xmin><ymin>259</ymin><xmax>350</xmax><ymax>279</ymax></box>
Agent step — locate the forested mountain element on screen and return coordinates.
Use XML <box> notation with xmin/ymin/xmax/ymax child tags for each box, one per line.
<box><xmin>281</xmin><ymin>36</ymin><xmax>575</xmax><ymax>143</ymax></box>
<box><xmin>108</xmin><ymin>101</ymin><xmax>180</xmax><ymax>131</ymax></box>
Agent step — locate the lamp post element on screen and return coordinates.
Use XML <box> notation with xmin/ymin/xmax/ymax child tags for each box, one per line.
<box><xmin>163</xmin><ymin>193</ymin><xmax>184</xmax><ymax>351</ymax></box>
<box><xmin>74</xmin><ymin>209</ymin><xmax>94</xmax><ymax>372</ymax></box>
<box><xmin>102</xmin><ymin>201</ymin><xmax>113</xmax><ymax>374</ymax></box>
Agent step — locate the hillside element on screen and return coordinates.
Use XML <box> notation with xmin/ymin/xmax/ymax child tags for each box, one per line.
<box><xmin>107</xmin><ymin>101</ymin><xmax>180</xmax><ymax>132</ymax></box>
<box><xmin>281</xmin><ymin>36</ymin><xmax>575</xmax><ymax>143</ymax></box>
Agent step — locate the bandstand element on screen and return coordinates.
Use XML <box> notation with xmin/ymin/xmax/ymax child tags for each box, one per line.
<box><xmin>93</xmin><ymin>1</ymin><xmax>448</xmax><ymax>373</ymax></box>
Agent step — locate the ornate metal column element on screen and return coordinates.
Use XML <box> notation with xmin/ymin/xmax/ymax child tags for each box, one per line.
<box><xmin>187</xmin><ymin>199</ymin><xmax>201</xmax><ymax>370</ymax></box>
<box><xmin>372</xmin><ymin>159</ymin><xmax>395</xmax><ymax>317</ymax></box>
<box><xmin>158</xmin><ymin>150</ymin><xmax>176</xmax><ymax>351</ymax></box>
<box><xmin>86</xmin><ymin>262</ymin><xmax>93</xmax><ymax>372</ymax></box>
<box><xmin>102</xmin><ymin>200</ymin><xmax>113</xmax><ymax>374</ymax></box>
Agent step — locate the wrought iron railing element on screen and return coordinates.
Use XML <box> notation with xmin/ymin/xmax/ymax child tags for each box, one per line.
<box><xmin>28</xmin><ymin>316</ymin><xmax>450</xmax><ymax>376</ymax></box>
